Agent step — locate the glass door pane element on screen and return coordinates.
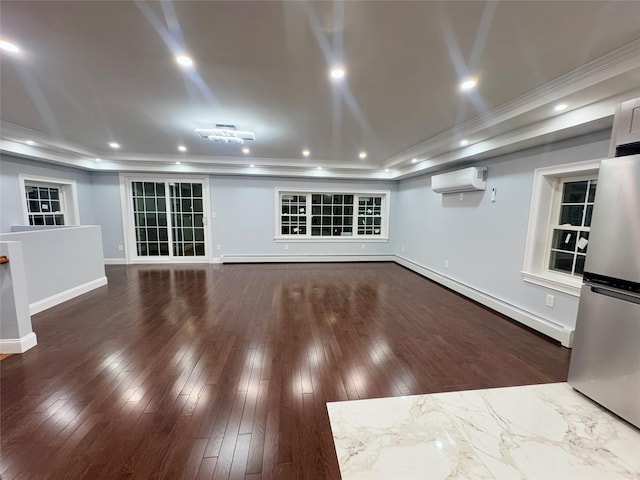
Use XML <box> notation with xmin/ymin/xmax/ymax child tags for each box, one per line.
<box><xmin>132</xmin><ymin>181</ymin><xmax>170</xmax><ymax>257</ymax></box>
<box><xmin>169</xmin><ymin>182</ymin><xmax>206</xmax><ymax>257</ymax></box>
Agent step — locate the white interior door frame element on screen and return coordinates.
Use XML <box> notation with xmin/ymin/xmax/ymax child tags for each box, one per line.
<box><xmin>119</xmin><ymin>173</ymin><xmax>212</xmax><ymax>264</ymax></box>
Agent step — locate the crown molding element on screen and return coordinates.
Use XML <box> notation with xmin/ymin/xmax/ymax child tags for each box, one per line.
<box><xmin>385</xmin><ymin>39</ymin><xmax>640</xmax><ymax>168</ymax></box>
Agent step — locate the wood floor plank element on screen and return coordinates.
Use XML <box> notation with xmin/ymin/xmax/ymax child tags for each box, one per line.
<box><xmin>0</xmin><ymin>263</ymin><xmax>571</xmax><ymax>479</ymax></box>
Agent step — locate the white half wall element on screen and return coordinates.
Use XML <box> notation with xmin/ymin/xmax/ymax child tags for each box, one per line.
<box><xmin>0</xmin><ymin>226</ymin><xmax>107</xmax><ymax>314</ymax></box>
<box><xmin>0</xmin><ymin>241</ymin><xmax>37</xmax><ymax>353</ymax></box>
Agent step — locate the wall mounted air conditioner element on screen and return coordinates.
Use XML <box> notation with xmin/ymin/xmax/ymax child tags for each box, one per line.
<box><xmin>431</xmin><ymin>167</ymin><xmax>488</xmax><ymax>193</ymax></box>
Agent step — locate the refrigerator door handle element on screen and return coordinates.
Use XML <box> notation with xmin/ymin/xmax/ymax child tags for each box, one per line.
<box><xmin>590</xmin><ymin>285</ymin><xmax>640</xmax><ymax>305</ymax></box>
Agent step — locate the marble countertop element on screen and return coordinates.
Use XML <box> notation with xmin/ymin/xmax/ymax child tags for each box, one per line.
<box><xmin>327</xmin><ymin>383</ymin><xmax>640</xmax><ymax>479</ymax></box>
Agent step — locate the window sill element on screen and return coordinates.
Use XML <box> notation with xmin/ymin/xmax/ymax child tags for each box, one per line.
<box><xmin>274</xmin><ymin>237</ymin><xmax>389</xmax><ymax>243</ymax></box>
<box><xmin>521</xmin><ymin>271</ymin><xmax>582</xmax><ymax>297</ymax></box>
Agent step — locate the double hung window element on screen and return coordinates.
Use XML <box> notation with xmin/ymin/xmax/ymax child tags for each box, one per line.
<box><xmin>521</xmin><ymin>159</ymin><xmax>600</xmax><ymax>296</ymax></box>
<box><xmin>19</xmin><ymin>175</ymin><xmax>79</xmax><ymax>226</ymax></box>
<box><xmin>548</xmin><ymin>178</ymin><xmax>597</xmax><ymax>277</ymax></box>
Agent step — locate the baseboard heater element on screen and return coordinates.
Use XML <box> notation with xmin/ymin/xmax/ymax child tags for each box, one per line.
<box><xmin>220</xmin><ymin>254</ymin><xmax>395</xmax><ymax>264</ymax></box>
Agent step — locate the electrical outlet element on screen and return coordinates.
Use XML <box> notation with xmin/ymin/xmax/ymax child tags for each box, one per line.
<box><xmin>546</xmin><ymin>294</ymin><xmax>554</xmax><ymax>307</ymax></box>
<box><xmin>215</xmin><ymin>244</ymin><xmax>221</xmax><ymax>251</ymax></box>
<box><xmin>361</xmin><ymin>244</ymin><xmax>366</xmax><ymax>250</ymax></box>
<box><xmin>284</xmin><ymin>244</ymin><xmax>289</xmax><ymax>250</ymax></box>
<box><xmin>444</xmin><ymin>260</ymin><xmax>449</xmax><ymax>269</ymax></box>
<box><xmin>117</xmin><ymin>244</ymin><xmax>124</xmax><ymax>251</ymax></box>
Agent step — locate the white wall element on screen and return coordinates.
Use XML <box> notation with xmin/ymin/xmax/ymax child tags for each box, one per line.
<box><xmin>394</xmin><ymin>131</ymin><xmax>610</xmax><ymax>335</ymax></box>
<box><xmin>0</xmin><ymin>226</ymin><xmax>107</xmax><ymax>314</ymax></box>
<box><xmin>91</xmin><ymin>172</ymin><xmax>125</xmax><ymax>259</ymax></box>
<box><xmin>0</xmin><ymin>242</ymin><xmax>33</xmax><ymax>342</ymax></box>
<box><xmin>1</xmin><ymin>156</ymin><xmax>398</xmax><ymax>261</ymax></box>
<box><xmin>211</xmin><ymin>176</ymin><xmax>396</xmax><ymax>259</ymax></box>
<box><xmin>0</xmin><ymin>154</ymin><xmax>95</xmax><ymax>231</ymax></box>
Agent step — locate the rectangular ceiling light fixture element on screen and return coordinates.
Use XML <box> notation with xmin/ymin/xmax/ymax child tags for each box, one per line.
<box><xmin>195</xmin><ymin>125</ymin><xmax>255</xmax><ymax>144</ymax></box>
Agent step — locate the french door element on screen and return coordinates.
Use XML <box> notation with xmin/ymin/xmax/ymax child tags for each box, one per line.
<box><xmin>124</xmin><ymin>176</ymin><xmax>211</xmax><ymax>263</ymax></box>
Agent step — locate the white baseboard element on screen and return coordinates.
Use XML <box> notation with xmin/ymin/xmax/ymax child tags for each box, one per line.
<box><xmin>0</xmin><ymin>332</ymin><xmax>38</xmax><ymax>353</ymax></box>
<box><xmin>210</xmin><ymin>257</ymin><xmax>222</xmax><ymax>264</ymax></box>
<box><xmin>394</xmin><ymin>256</ymin><xmax>574</xmax><ymax>347</ymax></box>
<box><xmin>221</xmin><ymin>254</ymin><xmax>395</xmax><ymax>264</ymax></box>
<box><xmin>29</xmin><ymin>276</ymin><xmax>108</xmax><ymax>315</ymax></box>
<box><xmin>104</xmin><ymin>258</ymin><xmax>126</xmax><ymax>265</ymax></box>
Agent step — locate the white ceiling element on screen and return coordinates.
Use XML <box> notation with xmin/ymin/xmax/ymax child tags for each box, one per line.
<box><xmin>1</xmin><ymin>1</ymin><xmax>640</xmax><ymax>179</ymax></box>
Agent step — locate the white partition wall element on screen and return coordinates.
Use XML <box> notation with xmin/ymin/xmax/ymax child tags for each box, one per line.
<box><xmin>0</xmin><ymin>241</ymin><xmax>37</xmax><ymax>353</ymax></box>
<box><xmin>0</xmin><ymin>226</ymin><xmax>107</xmax><ymax>314</ymax></box>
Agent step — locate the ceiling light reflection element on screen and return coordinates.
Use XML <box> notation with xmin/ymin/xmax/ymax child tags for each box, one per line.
<box><xmin>176</xmin><ymin>55</ymin><xmax>194</xmax><ymax>67</ymax></box>
<box><xmin>330</xmin><ymin>67</ymin><xmax>346</xmax><ymax>80</ymax></box>
<box><xmin>0</xmin><ymin>39</ymin><xmax>20</xmax><ymax>53</ymax></box>
<box><xmin>459</xmin><ymin>78</ymin><xmax>477</xmax><ymax>91</ymax></box>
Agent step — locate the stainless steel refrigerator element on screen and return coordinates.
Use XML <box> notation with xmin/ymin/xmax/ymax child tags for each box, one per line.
<box><xmin>568</xmin><ymin>154</ymin><xmax>640</xmax><ymax>428</ymax></box>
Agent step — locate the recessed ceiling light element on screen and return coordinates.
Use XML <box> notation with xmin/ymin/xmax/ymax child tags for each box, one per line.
<box><xmin>385</xmin><ymin>168</ymin><xmax>390</xmax><ymax>172</ymax></box>
<box><xmin>554</xmin><ymin>103</ymin><xmax>568</xmax><ymax>112</ymax></box>
<box><xmin>317</xmin><ymin>166</ymin><xmax>323</xmax><ymax>170</ymax></box>
<box><xmin>25</xmin><ymin>140</ymin><xmax>36</xmax><ymax>146</ymax></box>
<box><xmin>249</xmin><ymin>164</ymin><xmax>255</xmax><ymax>167</ymax></box>
<box><xmin>108</xmin><ymin>141</ymin><xmax>120</xmax><ymax>149</ymax></box>
<box><xmin>359</xmin><ymin>151</ymin><xmax>368</xmax><ymax>159</ymax></box>
<box><xmin>302</xmin><ymin>149</ymin><xmax>311</xmax><ymax>157</ymax></box>
<box><xmin>411</xmin><ymin>158</ymin><xmax>418</xmax><ymax>163</ymax></box>
<box><xmin>330</xmin><ymin>67</ymin><xmax>346</xmax><ymax>80</ymax></box>
<box><xmin>175</xmin><ymin>161</ymin><xmax>181</xmax><ymax>165</ymax></box>
<box><xmin>0</xmin><ymin>39</ymin><xmax>20</xmax><ymax>53</ymax></box>
<box><xmin>242</xmin><ymin>147</ymin><xmax>250</xmax><ymax>154</ymax></box>
<box><xmin>176</xmin><ymin>55</ymin><xmax>194</xmax><ymax>67</ymax></box>
<box><xmin>177</xmin><ymin>145</ymin><xmax>187</xmax><ymax>152</ymax></box>
<box><xmin>460</xmin><ymin>139</ymin><xmax>469</xmax><ymax>146</ymax></box>
<box><xmin>459</xmin><ymin>78</ymin><xmax>477</xmax><ymax>91</ymax></box>
<box><xmin>95</xmin><ymin>158</ymin><xmax>102</xmax><ymax>162</ymax></box>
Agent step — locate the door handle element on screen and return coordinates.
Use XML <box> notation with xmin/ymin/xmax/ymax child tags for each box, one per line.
<box><xmin>590</xmin><ymin>285</ymin><xmax>640</xmax><ymax>305</ymax></box>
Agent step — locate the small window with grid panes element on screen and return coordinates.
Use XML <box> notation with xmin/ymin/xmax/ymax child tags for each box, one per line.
<box><xmin>357</xmin><ymin>196</ymin><xmax>383</xmax><ymax>236</ymax></box>
<box><xmin>548</xmin><ymin>178</ymin><xmax>597</xmax><ymax>277</ymax></box>
<box><xmin>25</xmin><ymin>184</ymin><xmax>66</xmax><ymax>225</ymax></box>
<box><xmin>281</xmin><ymin>194</ymin><xmax>307</xmax><ymax>235</ymax></box>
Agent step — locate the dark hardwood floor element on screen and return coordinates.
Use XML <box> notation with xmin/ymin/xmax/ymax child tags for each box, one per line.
<box><xmin>0</xmin><ymin>263</ymin><xmax>571</xmax><ymax>479</ymax></box>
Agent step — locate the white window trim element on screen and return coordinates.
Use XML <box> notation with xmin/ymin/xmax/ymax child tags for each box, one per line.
<box><xmin>521</xmin><ymin>159</ymin><xmax>601</xmax><ymax>296</ymax></box>
<box><xmin>274</xmin><ymin>188</ymin><xmax>391</xmax><ymax>242</ymax></box>
<box><xmin>119</xmin><ymin>173</ymin><xmax>212</xmax><ymax>264</ymax></box>
<box><xmin>18</xmin><ymin>174</ymin><xmax>80</xmax><ymax>226</ymax></box>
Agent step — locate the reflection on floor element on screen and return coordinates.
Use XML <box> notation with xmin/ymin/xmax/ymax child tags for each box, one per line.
<box><xmin>328</xmin><ymin>383</ymin><xmax>640</xmax><ymax>479</ymax></box>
